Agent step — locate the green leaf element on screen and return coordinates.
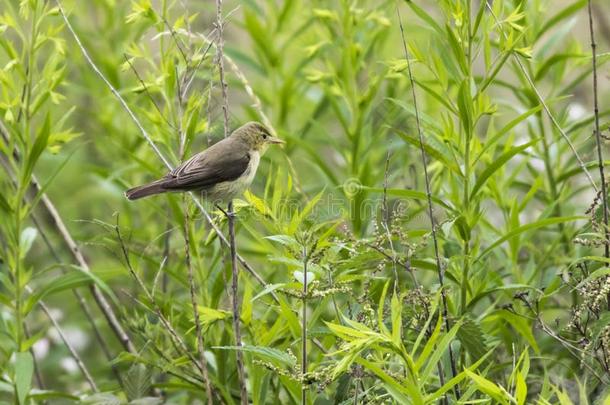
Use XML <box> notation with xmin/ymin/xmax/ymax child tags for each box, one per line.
<box><xmin>124</xmin><ymin>364</ymin><xmax>152</xmax><ymax>401</ymax></box>
<box><xmin>0</xmin><ymin>192</ymin><xmax>11</xmax><ymax>213</ymax></box>
<box><xmin>474</xmin><ymin>104</ymin><xmax>545</xmax><ymax>164</ymax></box>
<box><xmin>213</xmin><ymin>345</ymin><xmax>296</xmax><ymax>368</ymax></box>
<box><xmin>421</xmin><ymin>319</ymin><xmax>462</xmax><ymax>382</ymax></box>
<box><xmin>535</xmin><ymin>0</ymin><xmax>587</xmax><ymax>40</ymax></box>
<box><xmin>361</xmin><ymin>186</ymin><xmax>454</xmax><ymax>212</ymax></box>
<box><xmin>457</xmin><ymin>80</ymin><xmax>473</xmax><ymax>137</ymax></box>
<box><xmin>496</xmin><ymin>310</ymin><xmax>540</xmax><ymax>354</ymax></box>
<box><xmin>457</xmin><ymin>317</ymin><xmax>490</xmax><ymax>362</ymax></box>
<box><xmin>196</xmin><ymin>306</ymin><xmax>231</xmax><ymax>325</ymax></box>
<box><xmin>515</xmin><ymin>370</ymin><xmax>527</xmax><ymax>405</ymax></box>
<box><xmin>464</xmin><ymin>369</ymin><xmax>514</xmax><ymax>404</ymax></box>
<box><xmin>396</xmin><ymin>130</ymin><xmax>460</xmax><ymax>175</ymax></box>
<box><xmin>404</xmin><ymin>0</ymin><xmax>444</xmax><ymax>36</ymax></box>
<box><xmin>288</xmin><ymin>189</ymin><xmax>324</xmax><ymax>234</ymax></box>
<box><xmin>19</xmin><ymin>227</ymin><xmax>38</xmax><ymax>258</ymax></box>
<box><xmin>470</xmin><ymin>139</ymin><xmax>539</xmax><ymax>199</ymax></box>
<box><xmin>390</xmin><ymin>292</ymin><xmax>401</xmax><ymax>345</ymax></box>
<box><xmin>476</xmin><ymin>216</ymin><xmax>584</xmax><ymax>261</ymax></box>
<box><xmin>14</xmin><ymin>352</ymin><xmax>33</xmax><ymax>405</ymax></box>
<box><xmin>377</xmin><ymin>281</ymin><xmax>390</xmax><ymax>336</ymax></box>
<box><xmin>251</xmin><ymin>283</ymin><xmax>286</xmax><ymax>302</ymax></box>
<box><xmin>23</xmin><ymin>113</ymin><xmax>51</xmax><ymax>184</ymax></box>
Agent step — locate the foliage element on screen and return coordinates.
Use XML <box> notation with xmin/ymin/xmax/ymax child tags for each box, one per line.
<box><xmin>0</xmin><ymin>0</ymin><xmax>610</xmax><ymax>403</ymax></box>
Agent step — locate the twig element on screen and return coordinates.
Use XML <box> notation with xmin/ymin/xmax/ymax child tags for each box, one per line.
<box><xmin>25</xmin><ymin>286</ymin><xmax>98</xmax><ymax>392</ymax></box>
<box><xmin>37</xmin><ymin>184</ymin><xmax>137</xmax><ymax>354</ymax></box>
<box><xmin>215</xmin><ymin>1</ymin><xmax>230</xmax><ymax>138</ymax></box>
<box><xmin>395</xmin><ymin>3</ymin><xmax>460</xmax><ymax>399</ymax></box>
<box><xmin>123</xmin><ymin>55</ymin><xmax>176</xmax><ymax>131</ymax></box>
<box><xmin>381</xmin><ymin>151</ymin><xmax>399</xmax><ymax>291</ymax></box>
<box><xmin>215</xmin><ymin>0</ymin><xmax>247</xmax><ymax>402</ymax></box>
<box><xmin>54</xmin><ymin>0</ymin><xmax>172</xmax><ymax>169</ymax></box>
<box><xmin>301</xmin><ymin>245</ymin><xmax>308</xmax><ymax>405</ymax></box>
<box><xmin>161</xmin><ymin>15</ymin><xmax>189</xmax><ymax>65</ymax></box>
<box><xmin>114</xmin><ymin>221</ymin><xmax>206</xmax><ymax>376</ymax></box>
<box><xmin>587</xmin><ymin>0</ymin><xmax>609</xmax><ymax>261</ymax></box>
<box><xmin>31</xmin><ymin>215</ymin><xmax>125</xmax><ymax>389</ymax></box>
<box><xmin>485</xmin><ymin>1</ymin><xmax>598</xmax><ymax>191</ymax></box>
<box><xmin>183</xmin><ymin>197</ymin><xmax>214</xmax><ymax>404</ymax></box>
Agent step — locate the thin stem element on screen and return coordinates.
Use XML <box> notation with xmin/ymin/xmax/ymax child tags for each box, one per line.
<box><xmin>31</xmin><ymin>215</ymin><xmax>125</xmax><ymax>389</ymax></box>
<box><xmin>215</xmin><ymin>0</ymin><xmax>247</xmax><ymax>401</ymax></box>
<box><xmin>38</xmin><ymin>186</ymin><xmax>137</xmax><ymax>354</ymax></box>
<box><xmin>587</xmin><ymin>0</ymin><xmax>609</xmax><ymax>259</ymax></box>
<box><xmin>183</xmin><ymin>197</ymin><xmax>214</xmax><ymax>405</ymax></box>
<box><xmin>396</xmin><ymin>3</ymin><xmax>460</xmax><ymax>399</ymax></box>
<box><xmin>114</xmin><ymin>222</ymin><xmax>206</xmax><ymax>374</ymax></box>
<box><xmin>227</xmin><ymin>204</ymin><xmax>247</xmax><ymax>404</ymax></box>
<box><xmin>216</xmin><ymin>0</ymin><xmax>230</xmax><ymax>138</ymax></box>
<box><xmin>25</xmin><ymin>285</ymin><xmax>99</xmax><ymax>392</ymax></box>
<box><xmin>301</xmin><ymin>244</ymin><xmax>308</xmax><ymax>405</ymax></box>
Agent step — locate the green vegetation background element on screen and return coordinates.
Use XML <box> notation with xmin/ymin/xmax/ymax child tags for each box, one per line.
<box><xmin>1</xmin><ymin>0</ymin><xmax>610</xmax><ymax>403</ymax></box>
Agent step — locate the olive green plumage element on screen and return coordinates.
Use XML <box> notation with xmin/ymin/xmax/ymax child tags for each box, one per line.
<box><xmin>125</xmin><ymin>121</ymin><xmax>283</xmax><ymax>202</ymax></box>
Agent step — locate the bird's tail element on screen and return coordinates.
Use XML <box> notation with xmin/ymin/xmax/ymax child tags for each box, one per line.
<box><xmin>125</xmin><ymin>180</ymin><xmax>167</xmax><ymax>200</ymax></box>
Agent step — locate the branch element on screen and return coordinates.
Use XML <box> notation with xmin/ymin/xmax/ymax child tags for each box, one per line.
<box><xmin>183</xmin><ymin>197</ymin><xmax>214</xmax><ymax>404</ymax></box>
<box><xmin>587</xmin><ymin>0</ymin><xmax>609</xmax><ymax>260</ymax></box>
<box><xmin>396</xmin><ymin>3</ymin><xmax>459</xmax><ymax>399</ymax></box>
<box><xmin>25</xmin><ymin>286</ymin><xmax>99</xmax><ymax>392</ymax></box>
<box><xmin>214</xmin><ymin>0</ymin><xmax>248</xmax><ymax>401</ymax></box>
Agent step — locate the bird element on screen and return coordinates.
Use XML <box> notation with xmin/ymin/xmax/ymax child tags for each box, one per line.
<box><xmin>125</xmin><ymin>121</ymin><xmax>283</xmax><ymax>202</ymax></box>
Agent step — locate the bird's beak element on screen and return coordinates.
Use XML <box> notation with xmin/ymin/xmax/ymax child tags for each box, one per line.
<box><xmin>267</xmin><ymin>136</ymin><xmax>285</xmax><ymax>145</ymax></box>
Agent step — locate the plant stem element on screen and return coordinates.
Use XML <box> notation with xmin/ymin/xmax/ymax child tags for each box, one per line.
<box><xmin>301</xmin><ymin>245</ymin><xmax>308</xmax><ymax>405</ymax></box>
<box><xmin>228</xmin><ymin>203</ymin><xmax>247</xmax><ymax>404</ymax></box>
<box><xmin>587</xmin><ymin>0</ymin><xmax>609</xmax><ymax>258</ymax></box>
<box><xmin>396</xmin><ymin>3</ymin><xmax>460</xmax><ymax>399</ymax></box>
<box><xmin>184</xmin><ymin>197</ymin><xmax>214</xmax><ymax>404</ymax></box>
<box><xmin>214</xmin><ymin>0</ymin><xmax>247</xmax><ymax>401</ymax></box>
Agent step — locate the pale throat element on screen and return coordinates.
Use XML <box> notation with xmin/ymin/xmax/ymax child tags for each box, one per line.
<box><xmin>242</xmin><ymin>150</ymin><xmax>260</xmax><ymax>186</ymax></box>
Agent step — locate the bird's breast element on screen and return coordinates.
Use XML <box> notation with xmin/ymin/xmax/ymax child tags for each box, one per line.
<box><xmin>204</xmin><ymin>151</ymin><xmax>260</xmax><ymax>203</ymax></box>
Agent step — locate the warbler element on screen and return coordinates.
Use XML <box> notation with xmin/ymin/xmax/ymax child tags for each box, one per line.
<box><xmin>125</xmin><ymin>121</ymin><xmax>283</xmax><ymax>202</ymax></box>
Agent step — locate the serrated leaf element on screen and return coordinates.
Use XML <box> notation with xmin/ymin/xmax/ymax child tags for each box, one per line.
<box><xmin>457</xmin><ymin>317</ymin><xmax>490</xmax><ymax>362</ymax></box>
<box><xmin>124</xmin><ymin>364</ymin><xmax>152</xmax><ymax>401</ymax></box>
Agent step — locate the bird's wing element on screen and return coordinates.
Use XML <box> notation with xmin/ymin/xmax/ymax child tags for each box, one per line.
<box><xmin>162</xmin><ymin>139</ymin><xmax>251</xmax><ymax>190</ymax></box>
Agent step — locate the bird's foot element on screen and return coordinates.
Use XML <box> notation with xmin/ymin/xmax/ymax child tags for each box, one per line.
<box><xmin>215</xmin><ymin>203</ymin><xmax>235</xmax><ymax>219</ymax></box>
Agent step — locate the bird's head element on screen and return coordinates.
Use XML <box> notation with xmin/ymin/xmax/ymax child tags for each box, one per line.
<box><xmin>232</xmin><ymin>121</ymin><xmax>284</xmax><ymax>152</ymax></box>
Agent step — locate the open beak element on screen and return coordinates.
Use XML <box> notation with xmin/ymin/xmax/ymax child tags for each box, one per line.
<box><xmin>267</xmin><ymin>136</ymin><xmax>285</xmax><ymax>145</ymax></box>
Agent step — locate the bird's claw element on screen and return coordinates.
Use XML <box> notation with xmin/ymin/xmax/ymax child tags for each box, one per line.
<box><xmin>215</xmin><ymin>203</ymin><xmax>235</xmax><ymax>219</ymax></box>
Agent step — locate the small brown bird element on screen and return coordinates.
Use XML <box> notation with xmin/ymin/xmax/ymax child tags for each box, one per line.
<box><xmin>125</xmin><ymin>122</ymin><xmax>283</xmax><ymax>202</ymax></box>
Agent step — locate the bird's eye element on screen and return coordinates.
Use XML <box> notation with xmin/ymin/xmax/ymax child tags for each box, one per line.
<box><xmin>262</xmin><ymin>134</ymin><xmax>267</xmax><ymax>139</ymax></box>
